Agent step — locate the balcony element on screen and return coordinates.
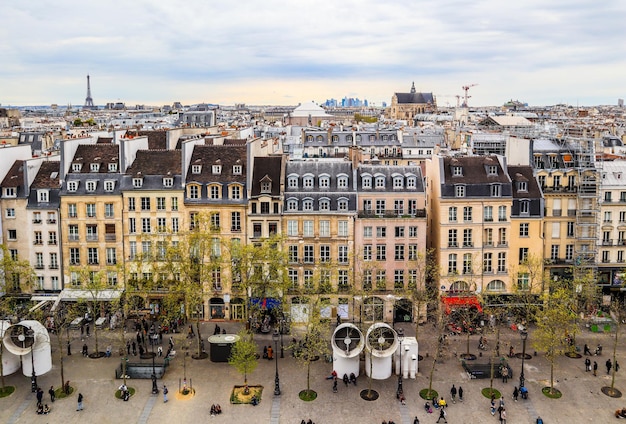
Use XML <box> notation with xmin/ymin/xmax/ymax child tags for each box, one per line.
<box><xmin>34</xmin><ymin>264</ymin><xmax>44</xmax><ymax>270</ymax></box>
<box><xmin>86</xmin><ymin>235</ymin><xmax>99</xmax><ymax>242</ymax></box>
<box><xmin>88</xmin><ymin>261</ymin><xmax>99</xmax><ymax>265</ymax></box>
<box><xmin>231</xmin><ymin>227</ymin><xmax>242</xmax><ymax>232</ymax></box>
<box><xmin>212</xmin><ymin>284</ymin><xmax>222</xmax><ymax>292</ymax></box>
<box><xmin>48</xmin><ymin>240</ymin><xmax>57</xmax><ymax>245</ymax></box>
<box><xmin>618</xmin><ymin>240</ymin><xmax>626</xmax><ymax>246</ymax></box>
<box><xmin>602</xmin><ymin>239</ymin><xmax>613</xmax><ymax>246</ymax></box>
<box><xmin>105</xmin><ymin>234</ymin><xmax>116</xmax><ymax>242</ymax></box>
<box><xmin>107</xmin><ymin>260</ymin><xmax>117</xmax><ymax>265</ymax></box>
<box><xmin>49</xmin><ymin>265</ymin><xmax>59</xmax><ymax>270</ymax></box>
<box><xmin>69</xmin><ymin>261</ymin><xmax>80</xmax><ymax>265</ymax></box>
<box><xmin>33</xmin><ymin>241</ymin><xmax>43</xmax><ymax>245</ymax></box>
<box><xmin>484</xmin><ymin>218</ymin><xmax>494</xmax><ymax>222</ymax></box>
<box><xmin>448</xmin><ymin>243</ymin><xmax>458</xmax><ymax>248</ymax></box>
<box><xmin>68</xmin><ymin>235</ymin><xmax>79</xmax><ymax>241</ymax></box>
<box><xmin>32</xmin><ymin>219</ymin><xmax>42</xmax><ymax>224</ymax></box>
<box><xmin>47</xmin><ymin>219</ymin><xmax>57</xmax><ymax>224</ymax></box>
<box><xmin>552</xmin><ymin>209</ymin><xmax>562</xmax><ymax>217</ymax></box>
<box><xmin>358</xmin><ymin>209</ymin><xmax>426</xmax><ymax>218</ymax></box>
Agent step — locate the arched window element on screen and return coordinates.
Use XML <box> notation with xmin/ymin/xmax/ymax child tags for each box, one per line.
<box><xmin>316</xmin><ymin>135</ymin><xmax>324</xmax><ymax>142</ymax></box>
<box><xmin>375</xmin><ymin>176</ymin><xmax>385</xmax><ymax>188</ymax></box>
<box><xmin>487</xmin><ymin>280</ymin><xmax>506</xmax><ymax>292</ymax></box>
<box><xmin>332</xmin><ymin>135</ymin><xmax>339</xmax><ymax>143</ymax></box>
<box><xmin>286</xmin><ymin>199</ymin><xmax>298</xmax><ymax>211</ymax></box>
<box><xmin>288</xmin><ymin>175</ymin><xmax>299</xmax><ymax>189</ymax></box>
<box><xmin>449</xmin><ymin>281</ymin><xmax>470</xmax><ymax>292</ymax></box>
<box><xmin>303</xmin><ymin>199</ymin><xmax>314</xmax><ymax>211</ymax></box>
<box><xmin>306</xmin><ymin>135</ymin><xmax>313</xmax><ymax>142</ymax></box>
<box><xmin>362</xmin><ymin>176</ymin><xmax>372</xmax><ymax>189</ymax></box>
<box><xmin>319</xmin><ymin>198</ymin><xmax>330</xmax><ymax>211</ymax></box>
<box><xmin>337</xmin><ymin>198</ymin><xmax>348</xmax><ymax>211</ymax></box>
<box><xmin>337</xmin><ymin>175</ymin><xmax>349</xmax><ymax>188</ymax></box>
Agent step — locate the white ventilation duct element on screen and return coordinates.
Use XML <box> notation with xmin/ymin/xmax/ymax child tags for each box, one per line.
<box><xmin>0</xmin><ymin>321</ymin><xmax>20</xmax><ymax>376</ymax></box>
<box><xmin>3</xmin><ymin>320</ymin><xmax>52</xmax><ymax>377</ymax></box>
<box><xmin>331</xmin><ymin>323</ymin><xmax>364</xmax><ymax>378</ymax></box>
<box><xmin>365</xmin><ymin>323</ymin><xmax>398</xmax><ymax>380</ymax></box>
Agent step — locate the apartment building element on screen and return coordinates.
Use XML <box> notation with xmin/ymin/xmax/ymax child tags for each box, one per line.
<box><xmin>598</xmin><ymin>161</ymin><xmax>626</xmax><ymax>287</ymax></box>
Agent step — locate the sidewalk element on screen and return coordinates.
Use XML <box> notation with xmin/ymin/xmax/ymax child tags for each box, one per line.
<box><xmin>0</xmin><ymin>320</ymin><xmax>623</xmax><ymax>423</ymax></box>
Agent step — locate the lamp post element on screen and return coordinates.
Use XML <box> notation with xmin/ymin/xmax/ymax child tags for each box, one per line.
<box><xmin>397</xmin><ymin>328</ymin><xmax>404</xmax><ymax>396</ymax></box>
<box><xmin>273</xmin><ymin>329</ymin><xmax>281</xmax><ymax>395</ymax></box>
<box><xmin>151</xmin><ymin>320</ymin><xmax>158</xmax><ymax>394</ymax></box>
<box><xmin>519</xmin><ymin>330</ymin><xmax>528</xmax><ymax>388</ymax></box>
<box><xmin>280</xmin><ymin>318</ymin><xmax>285</xmax><ymax>359</ymax></box>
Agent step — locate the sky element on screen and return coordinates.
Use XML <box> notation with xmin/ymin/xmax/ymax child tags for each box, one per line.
<box><xmin>1</xmin><ymin>0</ymin><xmax>625</xmax><ymax>108</ymax></box>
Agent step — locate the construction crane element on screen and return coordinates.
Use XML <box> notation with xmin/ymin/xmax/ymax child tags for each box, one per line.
<box><xmin>461</xmin><ymin>84</ymin><xmax>478</xmax><ymax>107</ymax></box>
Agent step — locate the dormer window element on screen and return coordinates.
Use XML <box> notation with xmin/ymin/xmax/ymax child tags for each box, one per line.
<box><xmin>287</xmin><ymin>199</ymin><xmax>298</xmax><ymax>211</ymax></box>
<box><xmin>338</xmin><ymin>199</ymin><xmax>348</xmax><ymax>211</ymax></box>
<box><xmin>332</xmin><ymin>135</ymin><xmax>339</xmax><ymax>143</ymax></box>
<box><xmin>375</xmin><ymin>176</ymin><xmax>385</xmax><ymax>188</ymax></box>
<box><xmin>488</xmin><ymin>165</ymin><xmax>498</xmax><ymax>175</ymax></box>
<box><xmin>212</xmin><ymin>165</ymin><xmax>221</xmax><ymax>174</ymax></box>
<box><xmin>68</xmin><ymin>181</ymin><xmax>79</xmax><ymax>192</ymax></box>
<box><xmin>407</xmin><ymin>177</ymin><xmax>417</xmax><ymax>189</ymax></box>
<box><xmin>288</xmin><ymin>176</ymin><xmax>298</xmax><ymax>189</ymax></box>
<box><xmin>455</xmin><ymin>184</ymin><xmax>465</xmax><ymax>197</ymax></box>
<box><xmin>319</xmin><ymin>199</ymin><xmax>330</xmax><ymax>211</ymax></box>
<box><xmin>108</xmin><ymin>163</ymin><xmax>118</xmax><ymax>172</ymax></box>
<box><xmin>337</xmin><ymin>175</ymin><xmax>348</xmax><ymax>188</ymax></box>
<box><xmin>37</xmin><ymin>189</ymin><xmax>49</xmax><ymax>202</ymax></box>
<box><xmin>452</xmin><ymin>166</ymin><xmax>463</xmax><ymax>176</ymax></box>
<box><xmin>104</xmin><ymin>180</ymin><xmax>115</xmax><ymax>192</ymax></box>
<box><xmin>362</xmin><ymin>176</ymin><xmax>372</xmax><ymax>189</ymax></box>
<box><xmin>133</xmin><ymin>178</ymin><xmax>143</xmax><ymax>188</ymax></box>
<box><xmin>86</xmin><ymin>181</ymin><xmax>97</xmax><ymax>192</ymax></box>
<box><xmin>163</xmin><ymin>177</ymin><xmax>173</xmax><ymax>188</ymax></box>
<box><xmin>306</xmin><ymin>135</ymin><xmax>313</xmax><ymax>142</ymax></box>
<box><xmin>490</xmin><ymin>184</ymin><xmax>501</xmax><ymax>197</ymax></box>
<box><xmin>192</xmin><ymin>165</ymin><xmax>202</xmax><ymax>174</ymax></box>
<box><xmin>3</xmin><ymin>187</ymin><xmax>16</xmax><ymax>198</ymax></box>
<box><xmin>518</xmin><ymin>181</ymin><xmax>528</xmax><ymax>192</ymax></box>
<box><xmin>90</xmin><ymin>163</ymin><xmax>100</xmax><ymax>172</ymax></box>
<box><xmin>303</xmin><ymin>176</ymin><xmax>314</xmax><ymax>188</ymax></box>
<box><xmin>233</xmin><ymin>165</ymin><xmax>242</xmax><ymax>175</ymax></box>
<box><xmin>303</xmin><ymin>199</ymin><xmax>313</xmax><ymax>211</ymax></box>
<box><xmin>319</xmin><ymin>176</ymin><xmax>330</xmax><ymax>188</ymax></box>
<box><xmin>72</xmin><ymin>163</ymin><xmax>82</xmax><ymax>172</ymax></box>
<box><xmin>393</xmin><ymin>176</ymin><xmax>403</xmax><ymax>189</ymax></box>
<box><xmin>261</xmin><ymin>181</ymin><xmax>271</xmax><ymax>193</ymax></box>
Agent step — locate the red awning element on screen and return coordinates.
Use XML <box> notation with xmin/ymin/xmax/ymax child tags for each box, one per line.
<box><xmin>441</xmin><ymin>296</ymin><xmax>483</xmax><ymax>314</ymax></box>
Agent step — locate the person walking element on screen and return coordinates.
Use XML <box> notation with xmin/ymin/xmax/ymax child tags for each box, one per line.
<box><xmin>499</xmin><ymin>407</ymin><xmax>507</xmax><ymax>424</ymax></box>
<box><xmin>513</xmin><ymin>386</ymin><xmax>519</xmax><ymax>401</ymax></box>
<box><xmin>450</xmin><ymin>385</ymin><xmax>457</xmax><ymax>403</ymax></box>
<box><xmin>36</xmin><ymin>387</ymin><xmax>44</xmax><ymax>405</ymax></box>
<box><xmin>48</xmin><ymin>386</ymin><xmax>55</xmax><ymax>403</ymax></box>
<box><xmin>501</xmin><ymin>366</ymin><xmax>509</xmax><ymax>383</ymax></box>
<box><xmin>163</xmin><ymin>385</ymin><xmax>169</xmax><ymax>403</ymax></box>
<box><xmin>458</xmin><ymin>386</ymin><xmax>463</xmax><ymax>402</ymax></box>
<box><xmin>593</xmin><ymin>361</ymin><xmax>598</xmax><ymax>376</ymax></box>
<box><xmin>585</xmin><ymin>357</ymin><xmax>591</xmax><ymax>372</ymax></box>
<box><xmin>436</xmin><ymin>407</ymin><xmax>447</xmax><ymax>423</ymax></box>
<box><xmin>584</xmin><ymin>344</ymin><xmax>592</xmax><ymax>356</ymax></box>
<box><xmin>490</xmin><ymin>395</ymin><xmax>496</xmax><ymax>415</ymax></box>
<box><xmin>76</xmin><ymin>393</ymin><xmax>84</xmax><ymax>411</ymax></box>
<box><xmin>607</xmin><ymin>358</ymin><xmax>613</xmax><ymax>374</ymax></box>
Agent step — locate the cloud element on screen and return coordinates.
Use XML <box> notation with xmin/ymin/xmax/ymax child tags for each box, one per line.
<box><xmin>1</xmin><ymin>0</ymin><xmax>625</xmax><ymax>106</ymax></box>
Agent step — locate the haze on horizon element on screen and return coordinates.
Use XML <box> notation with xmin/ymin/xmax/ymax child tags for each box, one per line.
<box><xmin>1</xmin><ymin>0</ymin><xmax>625</xmax><ymax>108</ymax></box>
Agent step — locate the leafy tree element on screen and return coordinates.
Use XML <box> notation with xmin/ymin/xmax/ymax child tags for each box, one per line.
<box><xmin>606</xmin><ymin>297</ymin><xmax>624</xmax><ymax>395</ymax></box>
<box><xmin>72</xmin><ymin>118</ymin><xmax>83</xmax><ymax>127</ymax></box>
<box><xmin>51</xmin><ymin>303</ymin><xmax>79</xmax><ymax>392</ymax></box>
<box><xmin>228</xmin><ymin>329</ymin><xmax>258</xmax><ymax>388</ymax></box>
<box><xmin>512</xmin><ymin>254</ymin><xmax>548</xmax><ymax>325</ymax></box>
<box><xmin>531</xmin><ymin>285</ymin><xmax>578</xmax><ymax>395</ymax></box>
<box><xmin>404</xmin><ymin>248</ymin><xmax>438</xmax><ymax>347</ymax></box>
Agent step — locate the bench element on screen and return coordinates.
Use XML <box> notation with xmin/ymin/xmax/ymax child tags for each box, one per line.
<box><xmin>115</xmin><ymin>361</ymin><xmax>168</xmax><ymax>379</ymax></box>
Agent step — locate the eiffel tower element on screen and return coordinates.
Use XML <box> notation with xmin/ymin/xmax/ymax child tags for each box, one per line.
<box><xmin>83</xmin><ymin>74</ymin><xmax>95</xmax><ymax>110</ymax></box>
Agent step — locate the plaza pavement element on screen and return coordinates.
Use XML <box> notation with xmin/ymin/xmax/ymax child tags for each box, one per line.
<box><xmin>0</xmin><ymin>319</ymin><xmax>624</xmax><ymax>424</ymax></box>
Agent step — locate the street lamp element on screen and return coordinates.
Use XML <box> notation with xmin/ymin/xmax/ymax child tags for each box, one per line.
<box><xmin>273</xmin><ymin>329</ymin><xmax>281</xmax><ymax>395</ymax></box>
<box><xmin>397</xmin><ymin>328</ymin><xmax>404</xmax><ymax>396</ymax></box>
<box><xmin>280</xmin><ymin>318</ymin><xmax>285</xmax><ymax>359</ymax></box>
<box><xmin>519</xmin><ymin>330</ymin><xmax>528</xmax><ymax>388</ymax></box>
<box><xmin>151</xmin><ymin>321</ymin><xmax>158</xmax><ymax>394</ymax></box>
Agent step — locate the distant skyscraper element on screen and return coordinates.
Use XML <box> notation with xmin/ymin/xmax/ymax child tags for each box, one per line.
<box><xmin>83</xmin><ymin>75</ymin><xmax>95</xmax><ymax>110</ymax></box>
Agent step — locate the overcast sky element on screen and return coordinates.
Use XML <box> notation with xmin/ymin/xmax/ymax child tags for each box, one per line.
<box><xmin>1</xmin><ymin>0</ymin><xmax>625</xmax><ymax>107</ymax></box>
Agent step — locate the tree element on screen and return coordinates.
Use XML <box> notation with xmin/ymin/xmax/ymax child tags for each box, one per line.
<box><xmin>512</xmin><ymin>254</ymin><xmax>548</xmax><ymax>325</ymax></box>
<box><xmin>0</xmin><ymin>244</ymin><xmax>35</xmax><ymax>389</ymax></box>
<box><xmin>71</xmin><ymin>267</ymin><xmax>110</xmax><ymax>357</ymax></box>
<box><xmin>51</xmin><ymin>303</ymin><xmax>79</xmax><ymax>393</ymax></box>
<box><xmin>228</xmin><ymin>329</ymin><xmax>258</xmax><ymax>390</ymax></box>
<box><xmin>603</xmin><ymin>297</ymin><xmax>624</xmax><ymax>397</ymax></box>
<box><xmin>293</xmin><ymin>296</ymin><xmax>331</xmax><ymax>400</ymax></box>
<box><xmin>532</xmin><ymin>285</ymin><xmax>578</xmax><ymax>396</ymax></box>
<box><xmin>404</xmin><ymin>248</ymin><xmax>438</xmax><ymax>350</ymax></box>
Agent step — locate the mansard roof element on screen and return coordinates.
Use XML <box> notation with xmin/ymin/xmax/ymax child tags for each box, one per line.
<box><xmin>126</xmin><ymin>150</ymin><xmax>181</xmax><ymax>176</ymax></box>
<box><xmin>70</xmin><ymin>144</ymin><xmax>119</xmax><ymax>173</ymax></box>
<box><xmin>442</xmin><ymin>156</ymin><xmax>511</xmax><ymax>185</ymax></box>
<box><xmin>508</xmin><ymin>165</ymin><xmax>542</xmax><ymax>198</ymax></box>
<box><xmin>1</xmin><ymin>160</ymin><xmax>24</xmax><ymax>188</ymax></box>
<box><xmin>186</xmin><ymin>144</ymin><xmax>247</xmax><ymax>184</ymax></box>
<box><xmin>31</xmin><ymin>161</ymin><xmax>61</xmax><ymax>189</ymax></box>
<box><xmin>251</xmin><ymin>156</ymin><xmax>282</xmax><ymax>196</ymax></box>
<box><xmin>138</xmin><ymin>130</ymin><xmax>168</xmax><ymax>150</ymax></box>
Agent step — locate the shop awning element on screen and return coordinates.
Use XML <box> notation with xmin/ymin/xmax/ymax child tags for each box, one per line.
<box><xmin>51</xmin><ymin>289</ymin><xmax>123</xmax><ymax>311</ymax></box>
<box><xmin>441</xmin><ymin>296</ymin><xmax>483</xmax><ymax>314</ymax></box>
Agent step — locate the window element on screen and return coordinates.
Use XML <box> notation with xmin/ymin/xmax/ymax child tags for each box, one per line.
<box><xmin>70</xmin><ymin>248</ymin><xmax>80</xmax><ymax>265</ymax></box>
<box><xmin>288</xmin><ymin>245</ymin><xmax>299</xmax><ymax>263</ymax></box>
<box><xmin>5</xmin><ymin>208</ymin><xmax>14</xmax><ymax>218</ymax></box>
<box><xmin>231</xmin><ymin>212</ymin><xmax>241</xmax><ymax>232</ymax></box>
<box><xmin>407</xmin><ymin>177</ymin><xmax>417</xmax><ymax>189</ymax></box>
<box><xmin>142</xmin><ymin>218</ymin><xmax>151</xmax><ymax>233</ymax></box>
<box><xmin>88</xmin><ymin>247</ymin><xmax>99</xmax><ymax>264</ymax></box>
<box><xmin>376</xmin><ymin>270</ymin><xmax>386</xmax><ymax>290</ymax></box>
<box><xmin>395</xmin><ymin>226</ymin><xmax>405</xmax><ymax>238</ymax></box>
<box><xmin>375</xmin><ymin>176</ymin><xmax>385</xmax><ymax>188</ymax></box>
<box><xmin>156</xmin><ymin>197</ymin><xmax>166</xmax><ymax>211</ymax></box>
<box><xmin>142</xmin><ymin>241</ymin><xmax>152</xmax><ymax>259</ymax></box>
<box><xmin>448</xmin><ymin>254</ymin><xmax>457</xmax><ymax>274</ymax></box>
<box><xmin>376</xmin><ymin>244</ymin><xmax>386</xmax><ymax>261</ymax></box>
<box><xmin>68</xmin><ymin>224</ymin><xmax>79</xmax><ymax>241</ymax></box>
<box><xmin>449</xmin><ymin>207</ymin><xmax>457</xmax><ymax>222</ymax></box>
<box><xmin>376</xmin><ymin>226</ymin><xmax>386</xmax><ymax>237</ymax></box>
<box><xmin>49</xmin><ymin>253</ymin><xmax>58</xmax><ymax>269</ymax></box>
<box><xmin>163</xmin><ymin>177</ymin><xmax>173</xmax><ymax>188</ymax></box>
<box><xmin>363</xmin><ymin>245</ymin><xmax>372</xmax><ymax>261</ymax></box>
<box><xmin>304</xmin><ymin>270</ymin><xmax>313</xmax><ymax>290</ymax></box>
<box><xmin>303</xmin><ymin>221</ymin><xmax>314</xmax><ymax>237</ymax></box>
<box><xmin>483</xmin><ymin>252</ymin><xmax>493</xmax><ymax>273</ymax></box>
<box><xmin>171</xmin><ymin>197</ymin><xmax>178</xmax><ymax>211</ymax></box>
<box><xmin>304</xmin><ymin>245</ymin><xmax>314</xmax><ymax>263</ymax></box>
<box><xmin>32</xmin><ymin>212</ymin><xmax>42</xmax><ymax>223</ymax></box>
<box><xmin>7</xmin><ymin>229</ymin><xmax>17</xmax><ymax>240</ymax></box>
<box><xmin>448</xmin><ymin>229</ymin><xmax>458</xmax><ymax>247</ymax></box>
<box><xmin>519</xmin><ymin>247</ymin><xmax>529</xmax><ymax>264</ymax></box>
<box><xmin>491</xmin><ymin>184</ymin><xmax>501</xmax><ymax>197</ymax></box>
<box><xmin>483</xmin><ymin>206</ymin><xmax>493</xmax><ymax>221</ymax></box>
<box><xmin>303</xmin><ymin>176</ymin><xmax>314</xmax><ymax>188</ymax></box>
<box><xmin>520</xmin><ymin>200</ymin><xmax>530</xmax><ymax>214</ymax></box>
<box><xmin>463</xmin><ymin>206</ymin><xmax>472</xmax><ymax>222</ymax></box>
<box><xmin>519</xmin><ymin>223</ymin><xmax>529</xmax><ymax>237</ymax></box>
<box><xmin>210</xmin><ymin>213</ymin><xmax>220</xmax><ymax>230</ymax></box>
<box><xmin>157</xmin><ymin>218</ymin><xmax>167</xmax><ymax>232</ymax></box>
<box><xmin>497</xmin><ymin>252</ymin><xmax>507</xmax><ymax>273</ymax></box>
<box><xmin>375</xmin><ymin>200</ymin><xmax>386</xmax><ymax>215</ymax></box>
<box><xmin>133</xmin><ymin>178</ymin><xmax>143</xmax><ymax>188</ymax></box>
<box><xmin>287</xmin><ymin>199</ymin><xmax>298</xmax><ymax>211</ymax></box>
<box><xmin>393</xmin><ymin>177</ymin><xmax>403</xmax><ymax>189</ymax></box>
<box><xmin>463</xmin><ymin>229</ymin><xmax>473</xmax><ymax>247</ymax></box>
<box><xmin>48</xmin><ymin>231</ymin><xmax>57</xmax><ymax>245</ymax></box>
<box><xmin>3</xmin><ymin>187</ymin><xmax>16</xmax><ymax>197</ymax></box>
<box><xmin>498</xmin><ymin>206</ymin><xmax>507</xmax><ymax>221</ymax></box>
<box><xmin>261</xmin><ymin>181</ymin><xmax>271</xmax><ymax>193</ymax></box>
<box><xmin>288</xmin><ymin>269</ymin><xmax>298</xmax><ymax>288</ymax></box>
<box><xmin>106</xmin><ymin>247</ymin><xmax>117</xmax><ymax>265</ymax></box>
<box><xmin>231</xmin><ymin>185</ymin><xmax>241</xmax><ymax>200</ymax></box>
<box><xmin>141</xmin><ymin>197</ymin><xmax>151</xmax><ymax>211</ymax></box>
<box><xmin>303</xmin><ymin>199</ymin><xmax>313</xmax><ymax>211</ymax></box>
<box><xmin>487</xmin><ymin>165</ymin><xmax>498</xmax><ymax>175</ymax></box>
<box><xmin>288</xmin><ymin>176</ymin><xmax>298</xmax><ymax>188</ymax></box>
<box><xmin>320</xmin><ymin>245</ymin><xmax>330</xmax><ymax>262</ymax></box>
<box><xmin>86</xmin><ymin>224</ymin><xmax>98</xmax><ymax>241</ymax></box>
<box><xmin>498</xmin><ymin>228</ymin><xmax>507</xmax><ymax>245</ymax></box>
<box><xmin>86</xmin><ymin>181</ymin><xmax>96</xmax><ymax>192</ymax></box>
<box><xmin>463</xmin><ymin>253</ymin><xmax>473</xmax><ymax>274</ymax></box>
<box><xmin>518</xmin><ymin>181</ymin><xmax>528</xmax><ymax>192</ymax></box>
<box><xmin>128</xmin><ymin>197</ymin><xmax>135</xmax><ymax>211</ymax></box>
<box><xmin>604</xmin><ymin>211</ymin><xmax>612</xmax><ymax>223</ymax></box>
<box><xmin>453</xmin><ymin>166</ymin><xmax>463</xmax><ymax>176</ymax></box>
<box><xmin>319</xmin><ymin>176</ymin><xmax>330</xmax><ymax>188</ymax></box>
<box><xmin>233</xmin><ymin>165</ymin><xmax>242</xmax><ymax>175</ymax></box>
<box><xmin>455</xmin><ymin>185</ymin><xmax>465</xmax><ymax>197</ymax></box>
<box><xmin>566</xmin><ymin>221</ymin><xmax>575</xmax><ymax>237</ymax></box>
<box><xmin>212</xmin><ymin>165</ymin><xmax>221</xmax><ymax>174</ymax></box>
<box><xmin>565</xmin><ymin>244</ymin><xmax>574</xmax><ymax>260</ymax></box>
<box><xmin>129</xmin><ymin>242</ymin><xmax>137</xmax><ymax>260</ymax></box>
<box><xmin>37</xmin><ymin>190</ymin><xmax>49</xmax><ymax>202</ymax></box>
<box><xmin>128</xmin><ymin>218</ymin><xmax>136</xmax><ymax>234</ymax></box>
<box><xmin>409</xmin><ymin>226</ymin><xmax>418</xmax><ymax>238</ymax></box>
<box><xmin>338</xmin><ymin>199</ymin><xmax>348</xmax><ymax>211</ymax></box>
<box><xmin>287</xmin><ymin>220</ymin><xmax>298</xmax><ymax>236</ymax></box>
<box><xmin>362</xmin><ymin>176</ymin><xmax>372</xmax><ymax>189</ymax></box>
<box><xmin>338</xmin><ymin>270</ymin><xmax>349</xmax><ymax>290</ymax></box>
<box><xmin>108</xmin><ymin>163</ymin><xmax>118</xmax><ymax>172</ymax></box>
<box><xmin>319</xmin><ymin>199</ymin><xmax>330</xmax><ymax>211</ymax></box>
<box><xmin>407</xmin><ymin>244</ymin><xmax>418</xmax><ymax>261</ymax></box>
<box><xmin>320</xmin><ymin>220</ymin><xmax>330</xmax><ymax>237</ymax></box>
<box><xmin>192</xmin><ymin>165</ymin><xmax>202</xmax><ymax>174</ymax></box>
<box><xmin>394</xmin><ymin>270</ymin><xmax>404</xmax><ymax>290</ymax></box>
<box><xmin>394</xmin><ymin>244</ymin><xmax>405</xmax><ymax>261</ymax></box>
<box><xmin>394</xmin><ymin>200</ymin><xmax>404</xmax><ymax>215</ymax></box>
<box><xmin>364</xmin><ymin>226</ymin><xmax>373</xmax><ymax>238</ymax></box>
<box><xmin>105</xmin><ymin>203</ymin><xmax>114</xmax><ymax>218</ymax></box>
<box><xmin>68</xmin><ymin>181</ymin><xmax>78</xmax><ymax>192</ymax></box>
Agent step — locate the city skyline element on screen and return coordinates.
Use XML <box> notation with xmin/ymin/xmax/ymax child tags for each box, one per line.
<box><xmin>1</xmin><ymin>0</ymin><xmax>625</xmax><ymax>107</ymax></box>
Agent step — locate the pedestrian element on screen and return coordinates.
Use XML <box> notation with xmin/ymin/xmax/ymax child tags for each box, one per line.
<box><xmin>80</xmin><ymin>325</ymin><xmax>84</xmax><ymax>337</ymax></box>
<box><xmin>607</xmin><ymin>358</ymin><xmax>613</xmax><ymax>374</ymax></box>
<box><xmin>126</xmin><ymin>340</ymin><xmax>131</xmax><ymax>355</ymax></box>
<box><xmin>48</xmin><ymin>386</ymin><xmax>55</xmax><ymax>403</ymax></box>
<box><xmin>436</xmin><ymin>407</ymin><xmax>447</xmax><ymax>423</ymax></box>
<box><xmin>36</xmin><ymin>387</ymin><xmax>44</xmax><ymax>405</ymax></box>
<box><xmin>585</xmin><ymin>357</ymin><xmax>591</xmax><ymax>372</ymax></box>
<box><xmin>438</xmin><ymin>397</ymin><xmax>447</xmax><ymax>409</ymax></box>
<box><xmin>77</xmin><ymin>393</ymin><xmax>84</xmax><ymax>411</ymax></box>
<box><xmin>332</xmin><ymin>379</ymin><xmax>338</xmax><ymax>393</ymax></box>
<box><xmin>163</xmin><ymin>385</ymin><xmax>168</xmax><ymax>403</ymax></box>
<box><xmin>490</xmin><ymin>395</ymin><xmax>496</xmax><ymax>415</ymax></box>
<box><xmin>413</xmin><ymin>417</ymin><xmax>420</xmax><ymax>424</ymax></box>
<box><xmin>132</xmin><ymin>341</ymin><xmax>137</xmax><ymax>356</ymax></box>
<box><xmin>450</xmin><ymin>384</ymin><xmax>457</xmax><ymax>403</ymax></box>
<box><xmin>584</xmin><ymin>344</ymin><xmax>592</xmax><ymax>356</ymax></box>
<box><xmin>67</xmin><ymin>340</ymin><xmax>71</xmax><ymax>356</ymax></box>
<box><xmin>593</xmin><ymin>361</ymin><xmax>598</xmax><ymax>376</ymax></box>
<box><xmin>458</xmin><ymin>386</ymin><xmax>463</xmax><ymax>402</ymax></box>
<box><xmin>500</xmin><ymin>407</ymin><xmax>507</xmax><ymax>424</ymax></box>
<box><xmin>158</xmin><ymin>346</ymin><xmax>163</xmax><ymax>357</ymax></box>
<box><xmin>86</xmin><ymin>324</ymin><xmax>90</xmax><ymax>337</ymax></box>
<box><xmin>501</xmin><ymin>366</ymin><xmax>509</xmax><ymax>383</ymax></box>
<box><xmin>513</xmin><ymin>386</ymin><xmax>519</xmax><ymax>401</ymax></box>
<box><xmin>617</xmin><ymin>361</ymin><xmax>620</xmax><ymax>372</ymax></box>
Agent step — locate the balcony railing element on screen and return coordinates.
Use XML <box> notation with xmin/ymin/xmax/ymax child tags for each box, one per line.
<box><xmin>105</xmin><ymin>234</ymin><xmax>116</xmax><ymax>242</ymax></box>
<box><xmin>68</xmin><ymin>235</ymin><xmax>79</xmax><ymax>241</ymax></box>
<box><xmin>602</xmin><ymin>240</ymin><xmax>613</xmax><ymax>246</ymax></box>
<box><xmin>358</xmin><ymin>209</ymin><xmax>426</xmax><ymax>218</ymax></box>
<box><xmin>34</xmin><ymin>264</ymin><xmax>44</xmax><ymax>269</ymax></box>
<box><xmin>32</xmin><ymin>219</ymin><xmax>42</xmax><ymax>224</ymax></box>
<box><xmin>47</xmin><ymin>219</ymin><xmax>57</xmax><ymax>224</ymax></box>
<box><xmin>49</xmin><ymin>265</ymin><xmax>59</xmax><ymax>269</ymax></box>
<box><xmin>86</xmin><ymin>235</ymin><xmax>98</xmax><ymax>241</ymax></box>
